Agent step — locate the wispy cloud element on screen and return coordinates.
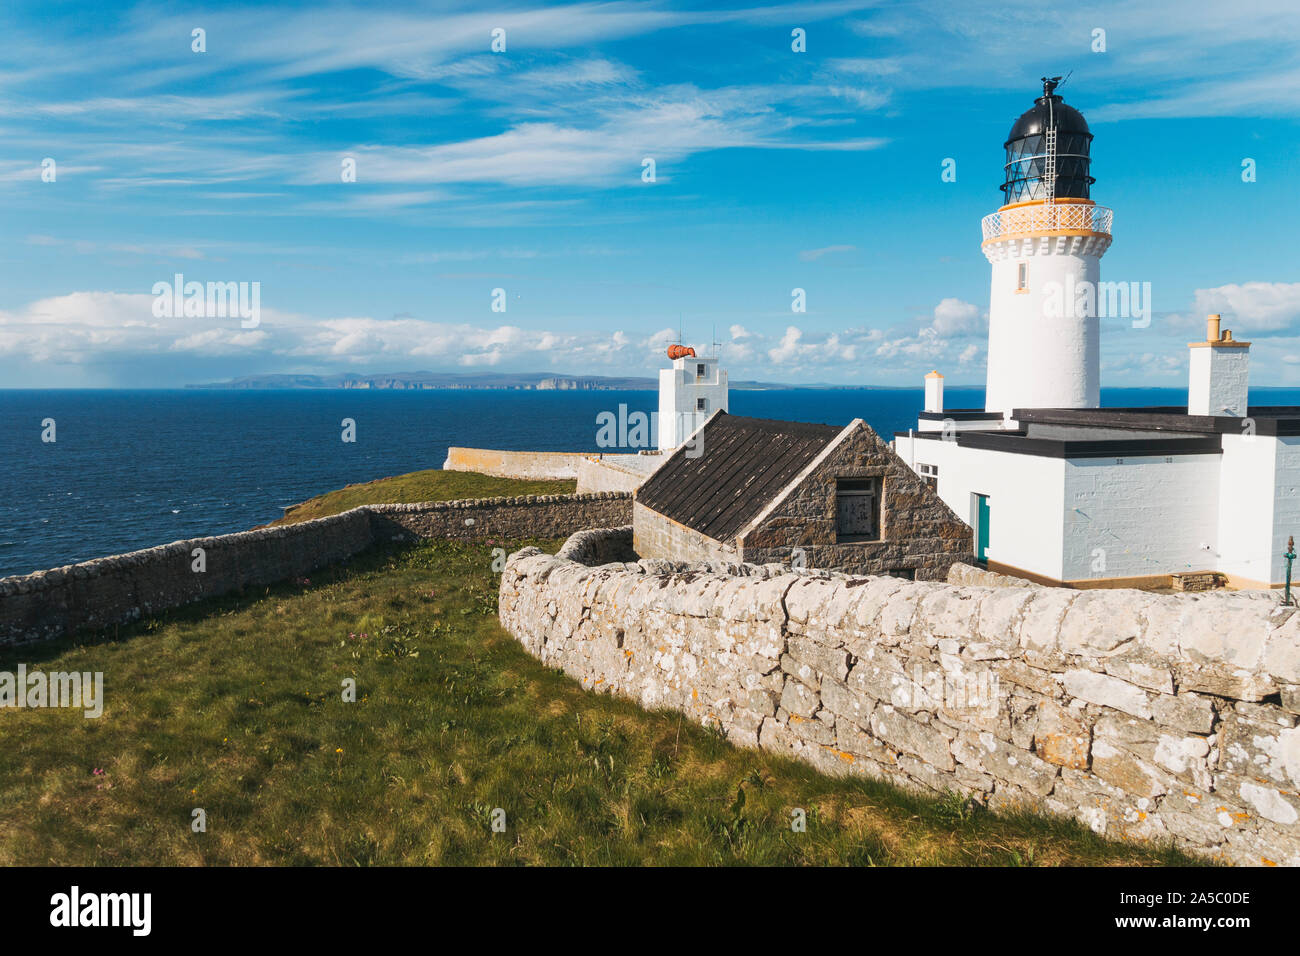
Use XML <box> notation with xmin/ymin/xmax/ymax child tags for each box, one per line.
<box><xmin>799</xmin><ymin>244</ymin><xmax>857</xmax><ymax>261</ymax></box>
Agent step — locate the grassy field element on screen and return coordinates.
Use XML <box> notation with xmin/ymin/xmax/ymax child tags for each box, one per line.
<box><xmin>0</xmin><ymin>535</ymin><xmax>1197</xmax><ymax>866</ymax></box>
<box><xmin>273</xmin><ymin>469</ymin><xmax>576</xmax><ymax>525</ymax></box>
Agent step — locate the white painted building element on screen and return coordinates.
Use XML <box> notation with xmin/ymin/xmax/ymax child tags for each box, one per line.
<box><xmin>895</xmin><ymin>79</ymin><xmax>1299</xmax><ymax>589</ymax></box>
<box><xmin>658</xmin><ymin>348</ymin><xmax>728</xmax><ymax>451</ymax></box>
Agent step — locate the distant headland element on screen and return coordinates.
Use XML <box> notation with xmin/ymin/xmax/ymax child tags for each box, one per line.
<box><xmin>183</xmin><ymin>371</ymin><xmax>915</xmax><ymax>391</ymax></box>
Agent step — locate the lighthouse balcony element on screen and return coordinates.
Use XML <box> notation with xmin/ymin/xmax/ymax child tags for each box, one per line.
<box><xmin>981</xmin><ymin>202</ymin><xmax>1113</xmax><ymax>243</ymax></box>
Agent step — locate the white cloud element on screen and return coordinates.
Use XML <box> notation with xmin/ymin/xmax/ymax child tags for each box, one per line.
<box><xmin>825</xmin><ymin>86</ymin><xmax>891</xmax><ymax>110</ymax></box>
<box><xmin>826</xmin><ymin>58</ymin><xmax>904</xmax><ymax>78</ymax></box>
<box><xmin>297</xmin><ymin>85</ymin><xmax>887</xmax><ymax>190</ymax></box>
<box><xmin>0</xmin><ymin>292</ymin><xmax>270</xmax><ymax>363</ymax></box>
<box><xmin>513</xmin><ymin>58</ymin><xmax>639</xmax><ymax>90</ymax></box>
<box><xmin>1193</xmin><ymin>282</ymin><xmax>1300</xmax><ymax>334</ymax></box>
<box><xmin>799</xmin><ymin>244</ymin><xmax>857</xmax><ymax>261</ymax></box>
<box><xmin>871</xmin><ymin>298</ymin><xmax>987</xmax><ymax>366</ymax></box>
<box><xmin>767</xmin><ymin>326</ymin><xmax>860</xmax><ymax>366</ymax></box>
<box><xmin>930</xmin><ymin>297</ymin><xmax>984</xmax><ymax>336</ymax></box>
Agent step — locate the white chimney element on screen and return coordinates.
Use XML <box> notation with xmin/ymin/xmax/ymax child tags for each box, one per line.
<box><xmin>924</xmin><ymin>370</ymin><xmax>944</xmax><ymax>414</ymax></box>
<box><xmin>1189</xmin><ymin>314</ymin><xmax>1250</xmax><ymax>417</ymax></box>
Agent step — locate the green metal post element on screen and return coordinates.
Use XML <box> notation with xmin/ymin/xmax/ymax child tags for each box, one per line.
<box><xmin>1286</xmin><ymin>536</ymin><xmax>1296</xmax><ymax>607</ymax></box>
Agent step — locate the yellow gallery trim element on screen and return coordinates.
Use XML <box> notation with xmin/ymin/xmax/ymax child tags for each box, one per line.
<box><xmin>997</xmin><ymin>197</ymin><xmax>1096</xmax><ymax>212</ymax></box>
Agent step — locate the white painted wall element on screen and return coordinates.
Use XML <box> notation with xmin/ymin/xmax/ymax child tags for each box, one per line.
<box><xmin>898</xmin><ymin>435</ymin><xmax>1237</xmax><ymax>583</ymax></box>
<box><xmin>1062</xmin><ymin>455</ymin><xmax>1220</xmax><ymax>581</ymax></box>
<box><xmin>658</xmin><ymin>356</ymin><xmax>728</xmax><ymax>450</ymax></box>
<box><xmin>896</xmin><ymin>434</ymin><xmax>1066</xmax><ymax>580</ymax></box>
<box><xmin>983</xmin><ymin>234</ymin><xmax>1105</xmax><ymax>416</ymax></box>
<box><xmin>1188</xmin><ymin>346</ymin><xmax>1250</xmax><ymax>417</ymax></box>
<box><xmin>900</xmin><ymin>404</ymin><xmax>1292</xmax><ymax>586</ymax></box>
<box><xmin>1217</xmin><ymin>432</ymin><xmax>1277</xmax><ymax>585</ymax></box>
<box><xmin>916</xmin><ymin>416</ymin><xmax>1006</xmax><ymax>434</ymax></box>
<box><xmin>1270</xmin><ymin>437</ymin><xmax>1300</xmax><ymax>585</ymax></box>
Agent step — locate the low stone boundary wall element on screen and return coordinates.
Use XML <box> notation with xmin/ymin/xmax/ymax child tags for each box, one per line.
<box><xmin>1</xmin><ymin>493</ymin><xmax>631</xmax><ymax>646</ymax></box>
<box><xmin>368</xmin><ymin>493</ymin><xmax>630</xmax><ymax>543</ymax></box>
<box><xmin>442</xmin><ymin>447</ymin><xmax>589</xmax><ymax>480</ymax></box>
<box><xmin>556</xmin><ymin>526</ymin><xmax>638</xmax><ymax>565</ymax></box>
<box><xmin>499</xmin><ymin>529</ymin><xmax>1300</xmax><ymax>866</ymax></box>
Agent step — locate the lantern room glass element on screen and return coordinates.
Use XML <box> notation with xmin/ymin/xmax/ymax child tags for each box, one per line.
<box><xmin>1001</xmin><ymin>101</ymin><xmax>1094</xmax><ymax>204</ymax></box>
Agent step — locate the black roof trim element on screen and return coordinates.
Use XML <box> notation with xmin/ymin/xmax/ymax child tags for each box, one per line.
<box><xmin>1013</xmin><ymin>406</ymin><xmax>1300</xmax><ymax>436</ymax></box>
<box><xmin>901</xmin><ymin>430</ymin><xmax>1223</xmax><ymax>459</ymax></box>
<box><xmin>918</xmin><ymin>410</ymin><xmax>1005</xmax><ymax>422</ymax></box>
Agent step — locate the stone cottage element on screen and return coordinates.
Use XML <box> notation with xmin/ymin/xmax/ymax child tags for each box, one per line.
<box><xmin>633</xmin><ymin>412</ymin><xmax>972</xmax><ymax>579</ymax></box>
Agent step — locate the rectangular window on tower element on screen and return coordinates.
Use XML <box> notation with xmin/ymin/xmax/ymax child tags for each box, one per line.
<box><xmin>1016</xmin><ymin>261</ymin><xmax>1029</xmax><ymax>293</ymax></box>
<box><xmin>696</xmin><ymin>363</ymin><xmax>706</xmax><ymax>380</ymax></box>
<box><xmin>696</xmin><ymin>397</ymin><xmax>707</xmax><ymax>412</ymax></box>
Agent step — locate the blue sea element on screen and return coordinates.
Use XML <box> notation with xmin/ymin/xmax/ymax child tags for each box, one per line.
<box><xmin>3</xmin><ymin>386</ymin><xmax>1299</xmax><ymax>580</ymax></box>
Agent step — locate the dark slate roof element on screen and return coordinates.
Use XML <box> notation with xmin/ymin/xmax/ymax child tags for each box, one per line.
<box><xmin>636</xmin><ymin>413</ymin><xmax>843</xmax><ymax>544</ymax></box>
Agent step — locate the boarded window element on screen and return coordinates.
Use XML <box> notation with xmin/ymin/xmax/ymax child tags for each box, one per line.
<box><xmin>835</xmin><ymin>477</ymin><xmax>880</xmax><ymax>541</ymax></box>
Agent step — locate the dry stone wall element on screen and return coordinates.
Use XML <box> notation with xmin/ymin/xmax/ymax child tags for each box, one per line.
<box><xmin>1</xmin><ymin>492</ymin><xmax>630</xmax><ymax>646</ymax></box>
<box><xmin>499</xmin><ymin>527</ymin><xmax>1300</xmax><ymax>866</ymax></box>
<box><xmin>368</xmin><ymin>493</ymin><xmax>629</xmax><ymax>543</ymax></box>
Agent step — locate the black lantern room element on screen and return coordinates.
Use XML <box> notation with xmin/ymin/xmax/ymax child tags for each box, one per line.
<box><xmin>1001</xmin><ymin>76</ymin><xmax>1094</xmax><ymax>204</ymax></box>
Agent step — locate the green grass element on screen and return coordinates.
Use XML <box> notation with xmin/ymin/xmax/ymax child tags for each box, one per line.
<box><xmin>0</xmin><ymin>537</ymin><xmax>1199</xmax><ymax>866</ymax></box>
<box><xmin>272</xmin><ymin>469</ymin><xmax>577</xmax><ymax>525</ymax></box>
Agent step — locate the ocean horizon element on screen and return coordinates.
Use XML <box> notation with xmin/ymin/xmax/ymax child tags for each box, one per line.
<box><xmin>4</xmin><ymin>385</ymin><xmax>1298</xmax><ymax>580</ymax></box>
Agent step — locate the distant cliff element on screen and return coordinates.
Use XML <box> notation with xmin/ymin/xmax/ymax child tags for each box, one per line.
<box><xmin>187</xmin><ymin>371</ymin><xmax>657</xmax><ymax>390</ymax></box>
<box><xmin>187</xmin><ymin>371</ymin><xmax>785</xmax><ymax>390</ymax></box>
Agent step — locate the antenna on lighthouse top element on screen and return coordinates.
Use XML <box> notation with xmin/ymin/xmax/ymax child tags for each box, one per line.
<box><xmin>1044</xmin><ymin>123</ymin><xmax>1058</xmax><ymax>204</ymax></box>
<box><xmin>710</xmin><ymin>324</ymin><xmax>722</xmax><ymax>358</ymax></box>
<box><xmin>1039</xmin><ymin>73</ymin><xmax>1069</xmax><ymax>206</ymax></box>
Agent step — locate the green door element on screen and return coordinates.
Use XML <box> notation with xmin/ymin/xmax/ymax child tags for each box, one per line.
<box><xmin>974</xmin><ymin>494</ymin><xmax>991</xmax><ymax>563</ymax></box>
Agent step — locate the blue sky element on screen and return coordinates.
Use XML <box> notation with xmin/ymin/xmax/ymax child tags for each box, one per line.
<box><xmin>2</xmin><ymin>0</ymin><xmax>1298</xmax><ymax>387</ymax></box>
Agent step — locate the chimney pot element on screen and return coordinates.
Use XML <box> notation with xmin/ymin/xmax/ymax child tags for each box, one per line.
<box><xmin>1207</xmin><ymin>313</ymin><xmax>1222</xmax><ymax>342</ymax></box>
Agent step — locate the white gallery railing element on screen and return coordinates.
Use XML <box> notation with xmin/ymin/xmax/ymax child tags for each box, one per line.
<box><xmin>981</xmin><ymin>203</ymin><xmax>1113</xmax><ymax>242</ymax></box>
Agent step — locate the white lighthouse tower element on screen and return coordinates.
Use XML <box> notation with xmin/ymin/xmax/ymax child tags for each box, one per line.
<box><xmin>982</xmin><ymin>77</ymin><xmax>1113</xmax><ymax>418</ymax></box>
<box><xmin>658</xmin><ymin>345</ymin><xmax>728</xmax><ymax>450</ymax></box>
